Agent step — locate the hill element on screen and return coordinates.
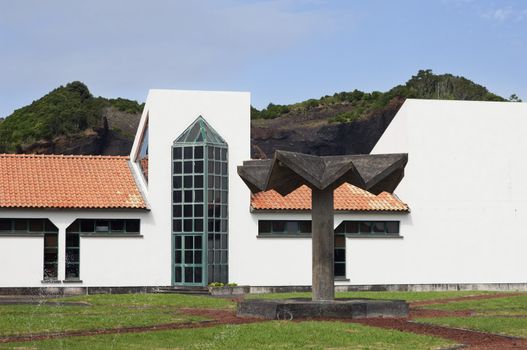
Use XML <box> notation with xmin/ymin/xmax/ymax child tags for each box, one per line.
<box><xmin>0</xmin><ymin>70</ymin><xmax>515</xmax><ymax>157</ymax></box>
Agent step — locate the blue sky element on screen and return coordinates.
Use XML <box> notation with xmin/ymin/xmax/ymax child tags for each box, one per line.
<box><xmin>0</xmin><ymin>0</ymin><xmax>526</xmax><ymax>118</ymax></box>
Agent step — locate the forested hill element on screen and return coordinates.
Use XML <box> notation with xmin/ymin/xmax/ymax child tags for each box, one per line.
<box><xmin>0</xmin><ymin>70</ymin><xmax>518</xmax><ymax>157</ymax></box>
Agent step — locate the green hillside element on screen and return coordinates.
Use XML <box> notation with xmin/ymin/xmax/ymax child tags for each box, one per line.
<box><xmin>251</xmin><ymin>70</ymin><xmax>507</xmax><ymax>122</ymax></box>
<box><xmin>0</xmin><ymin>82</ymin><xmax>143</xmax><ymax>153</ymax></box>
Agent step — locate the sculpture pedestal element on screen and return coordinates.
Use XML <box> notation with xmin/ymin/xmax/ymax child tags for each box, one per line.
<box><xmin>237</xmin><ymin>298</ymin><xmax>409</xmax><ymax>320</ymax></box>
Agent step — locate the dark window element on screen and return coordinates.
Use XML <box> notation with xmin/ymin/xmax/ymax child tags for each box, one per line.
<box><xmin>258</xmin><ymin>220</ymin><xmax>312</xmax><ymax>235</ymax></box>
<box><xmin>335</xmin><ymin>221</ymin><xmax>400</xmax><ymax>236</ymax></box>
<box><xmin>0</xmin><ymin>219</ymin><xmax>10</xmax><ymax>231</ymax></box>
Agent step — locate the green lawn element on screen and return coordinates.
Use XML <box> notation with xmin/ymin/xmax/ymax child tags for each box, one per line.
<box><xmin>0</xmin><ymin>321</ymin><xmax>454</xmax><ymax>350</ymax></box>
<box><xmin>415</xmin><ymin>316</ymin><xmax>527</xmax><ymax>338</ymax></box>
<box><xmin>0</xmin><ymin>294</ymin><xmax>233</xmax><ymax>337</ymax></box>
<box><xmin>248</xmin><ymin>290</ymin><xmax>498</xmax><ymax>302</ymax></box>
<box><xmin>421</xmin><ymin>294</ymin><xmax>527</xmax><ymax>316</ymax></box>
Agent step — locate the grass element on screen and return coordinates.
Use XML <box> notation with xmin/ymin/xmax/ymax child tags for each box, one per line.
<box><xmin>415</xmin><ymin>317</ymin><xmax>527</xmax><ymax>338</ymax></box>
<box><xmin>421</xmin><ymin>294</ymin><xmax>527</xmax><ymax>316</ymax></box>
<box><xmin>247</xmin><ymin>290</ymin><xmax>499</xmax><ymax>302</ymax></box>
<box><xmin>414</xmin><ymin>294</ymin><xmax>527</xmax><ymax>338</ymax></box>
<box><xmin>0</xmin><ymin>321</ymin><xmax>454</xmax><ymax>350</ymax></box>
<box><xmin>0</xmin><ymin>294</ymin><xmax>233</xmax><ymax>337</ymax></box>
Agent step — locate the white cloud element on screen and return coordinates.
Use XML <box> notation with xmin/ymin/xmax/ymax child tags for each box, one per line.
<box><xmin>482</xmin><ymin>6</ymin><xmax>527</xmax><ymax>22</ymax></box>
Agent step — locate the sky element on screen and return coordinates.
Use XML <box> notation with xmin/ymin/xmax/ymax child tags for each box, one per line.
<box><xmin>0</xmin><ymin>0</ymin><xmax>526</xmax><ymax>118</ymax></box>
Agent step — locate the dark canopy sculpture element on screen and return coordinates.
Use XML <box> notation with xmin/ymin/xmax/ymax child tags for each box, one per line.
<box><xmin>238</xmin><ymin>150</ymin><xmax>408</xmax><ymax>301</ymax></box>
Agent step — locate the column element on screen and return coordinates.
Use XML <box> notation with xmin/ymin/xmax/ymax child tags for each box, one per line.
<box><xmin>311</xmin><ymin>187</ymin><xmax>335</xmax><ymax>301</ymax></box>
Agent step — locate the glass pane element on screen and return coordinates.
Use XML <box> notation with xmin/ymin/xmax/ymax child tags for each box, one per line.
<box><xmin>184</xmin><ymin>176</ymin><xmax>192</xmax><ymax>188</ymax></box>
<box><xmin>173</xmin><ymin>147</ymin><xmax>182</xmax><ymax>160</ymax></box>
<box><xmin>221</xmin><ymin>234</ymin><xmax>228</xmax><ymax>249</ymax></box>
<box><xmin>173</xmin><ymin>220</ymin><xmax>182</xmax><ymax>232</ymax></box>
<box><xmin>285</xmin><ymin>221</ymin><xmax>299</xmax><ymax>234</ymax></box>
<box><xmin>183</xmin><ymin>220</ymin><xmax>192</xmax><ymax>232</ymax></box>
<box><xmin>173</xmin><ymin>205</ymin><xmax>182</xmax><ymax>217</ymax></box>
<box><xmin>221</xmin><ymin>250</ymin><xmax>228</xmax><ymax>263</ymax></box>
<box><xmin>66</xmin><ymin>264</ymin><xmax>80</xmax><ymax>279</ymax></box>
<box><xmin>126</xmin><ymin>220</ymin><xmax>140</xmax><ymax>233</ymax></box>
<box><xmin>221</xmin><ymin>148</ymin><xmax>227</xmax><ymax>161</ymax></box>
<box><xmin>299</xmin><ymin>221</ymin><xmax>311</xmax><ymax>233</ymax></box>
<box><xmin>386</xmin><ymin>221</ymin><xmax>400</xmax><ymax>234</ymax></box>
<box><xmin>0</xmin><ymin>219</ymin><xmax>11</xmax><ymax>231</ymax></box>
<box><xmin>372</xmin><ymin>222</ymin><xmax>385</xmax><ymax>233</ymax></box>
<box><xmin>44</xmin><ymin>234</ymin><xmax>58</xmax><ymax>247</ymax></box>
<box><xmin>95</xmin><ymin>220</ymin><xmax>110</xmax><ymax>232</ymax></box>
<box><xmin>221</xmin><ymin>163</ymin><xmax>227</xmax><ymax>175</ymax></box>
<box><xmin>195</xmin><ymin>235</ymin><xmax>202</xmax><ymax>249</ymax></box>
<box><xmin>173</xmin><ymin>176</ymin><xmax>182</xmax><ymax>189</ymax></box>
<box><xmin>194</xmin><ymin>219</ymin><xmax>203</xmax><ymax>232</ymax></box>
<box><xmin>221</xmin><ymin>220</ymin><xmax>227</xmax><ymax>233</ymax></box>
<box><xmin>345</xmin><ymin>221</ymin><xmax>359</xmax><ymax>234</ymax></box>
<box><xmin>359</xmin><ymin>222</ymin><xmax>371</xmax><ymax>234</ymax></box>
<box><xmin>208</xmin><ymin>147</ymin><xmax>214</xmax><ymax>159</ymax></box>
<box><xmin>335</xmin><ymin>249</ymin><xmax>345</xmax><ymax>262</ymax></box>
<box><xmin>66</xmin><ymin>233</ymin><xmax>79</xmax><ymax>247</ymax></box>
<box><xmin>184</xmin><ymin>147</ymin><xmax>193</xmax><ymax>159</ymax></box>
<box><xmin>184</xmin><ymin>161</ymin><xmax>192</xmax><ymax>173</ymax></box>
<box><xmin>220</xmin><ymin>265</ymin><xmax>227</xmax><ymax>283</ymax></box>
<box><xmin>194</xmin><ymin>146</ymin><xmax>204</xmax><ymax>159</ymax></box>
<box><xmin>184</xmin><ymin>267</ymin><xmax>193</xmax><ymax>283</ymax></box>
<box><xmin>29</xmin><ymin>219</ymin><xmax>44</xmax><ymax>232</ymax></box>
<box><xmin>334</xmin><ymin>263</ymin><xmax>345</xmax><ymax>277</ymax></box>
<box><xmin>195</xmin><ymin>190</ymin><xmax>203</xmax><ymax>202</ymax></box>
<box><xmin>111</xmin><ymin>220</ymin><xmax>125</xmax><ymax>232</ymax></box>
<box><xmin>173</xmin><ymin>190</ymin><xmax>182</xmax><ymax>203</ymax></box>
<box><xmin>335</xmin><ymin>235</ymin><xmax>345</xmax><ymax>248</ymax></box>
<box><xmin>175</xmin><ymin>267</ymin><xmax>182</xmax><ymax>282</ymax></box>
<box><xmin>175</xmin><ymin>250</ymin><xmax>182</xmax><ymax>264</ymax></box>
<box><xmin>14</xmin><ymin>219</ymin><xmax>28</xmax><ymax>231</ymax></box>
<box><xmin>194</xmin><ymin>250</ymin><xmax>202</xmax><ymax>263</ymax></box>
<box><xmin>80</xmin><ymin>220</ymin><xmax>94</xmax><ymax>233</ymax></box>
<box><xmin>185</xmin><ymin>236</ymin><xmax>193</xmax><ymax>249</ymax></box>
<box><xmin>174</xmin><ymin>162</ymin><xmax>182</xmax><ymax>174</ymax></box>
<box><xmin>194</xmin><ymin>161</ymin><xmax>203</xmax><ymax>173</ymax></box>
<box><xmin>272</xmin><ymin>221</ymin><xmax>286</xmax><ymax>233</ymax></box>
<box><xmin>184</xmin><ymin>191</ymin><xmax>193</xmax><ymax>203</ymax></box>
<box><xmin>185</xmin><ymin>251</ymin><xmax>193</xmax><ymax>264</ymax></box>
<box><xmin>194</xmin><ymin>205</ymin><xmax>203</xmax><ymax>217</ymax></box>
<box><xmin>184</xmin><ymin>205</ymin><xmax>192</xmax><ymax>217</ymax></box>
<box><xmin>195</xmin><ymin>267</ymin><xmax>202</xmax><ymax>283</ymax></box>
<box><xmin>194</xmin><ymin>175</ymin><xmax>203</xmax><ymax>188</ymax></box>
<box><xmin>175</xmin><ymin>235</ymin><xmax>182</xmax><ymax>249</ymax></box>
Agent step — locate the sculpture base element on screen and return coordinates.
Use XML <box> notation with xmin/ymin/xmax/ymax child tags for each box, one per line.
<box><xmin>237</xmin><ymin>298</ymin><xmax>408</xmax><ymax>320</ymax></box>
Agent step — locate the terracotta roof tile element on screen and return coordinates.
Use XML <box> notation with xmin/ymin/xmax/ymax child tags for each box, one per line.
<box><xmin>0</xmin><ymin>154</ymin><xmax>147</xmax><ymax>209</ymax></box>
<box><xmin>251</xmin><ymin>183</ymin><xmax>409</xmax><ymax>212</ymax></box>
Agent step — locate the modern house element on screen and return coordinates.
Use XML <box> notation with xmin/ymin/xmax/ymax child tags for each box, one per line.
<box><xmin>0</xmin><ymin>91</ymin><xmax>526</xmax><ymax>292</ymax></box>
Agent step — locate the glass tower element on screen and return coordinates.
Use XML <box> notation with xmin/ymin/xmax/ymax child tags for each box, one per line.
<box><xmin>172</xmin><ymin>116</ymin><xmax>228</xmax><ymax>286</ymax></box>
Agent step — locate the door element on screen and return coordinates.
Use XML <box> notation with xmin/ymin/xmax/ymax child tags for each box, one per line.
<box><xmin>173</xmin><ymin>234</ymin><xmax>204</xmax><ymax>285</ymax></box>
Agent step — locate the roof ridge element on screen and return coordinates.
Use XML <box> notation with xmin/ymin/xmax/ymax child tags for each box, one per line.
<box><xmin>0</xmin><ymin>153</ymin><xmax>130</xmax><ymax>160</ymax></box>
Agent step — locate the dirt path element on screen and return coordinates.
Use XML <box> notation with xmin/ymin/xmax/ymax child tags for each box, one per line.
<box><xmin>352</xmin><ymin>292</ymin><xmax>527</xmax><ymax>350</ymax></box>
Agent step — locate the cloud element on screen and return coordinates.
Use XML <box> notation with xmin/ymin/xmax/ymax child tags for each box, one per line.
<box><xmin>482</xmin><ymin>6</ymin><xmax>527</xmax><ymax>22</ymax></box>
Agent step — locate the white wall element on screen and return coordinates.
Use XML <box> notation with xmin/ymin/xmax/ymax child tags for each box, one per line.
<box><xmin>0</xmin><ymin>210</ymin><xmax>150</xmax><ymax>287</ymax></box>
<box><xmin>368</xmin><ymin>99</ymin><xmax>527</xmax><ymax>285</ymax></box>
<box><xmin>231</xmin><ymin>211</ymin><xmax>406</xmax><ymax>286</ymax></box>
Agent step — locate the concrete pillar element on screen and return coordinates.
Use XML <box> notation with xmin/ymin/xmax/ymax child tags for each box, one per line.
<box><xmin>57</xmin><ymin>225</ymin><xmax>66</xmax><ymax>282</ymax></box>
<box><xmin>311</xmin><ymin>187</ymin><xmax>334</xmax><ymax>301</ymax></box>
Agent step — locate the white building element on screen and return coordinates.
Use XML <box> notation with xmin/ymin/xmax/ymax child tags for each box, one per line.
<box><xmin>0</xmin><ymin>92</ymin><xmax>525</xmax><ymax>292</ymax></box>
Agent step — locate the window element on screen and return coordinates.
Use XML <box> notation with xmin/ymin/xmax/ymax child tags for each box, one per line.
<box><xmin>136</xmin><ymin>119</ymin><xmax>149</xmax><ymax>182</ymax></box>
<box><xmin>335</xmin><ymin>221</ymin><xmax>400</xmax><ymax>237</ymax></box>
<box><xmin>258</xmin><ymin>220</ymin><xmax>312</xmax><ymax>235</ymax></box>
<box><xmin>70</xmin><ymin>219</ymin><xmax>140</xmax><ymax>234</ymax></box>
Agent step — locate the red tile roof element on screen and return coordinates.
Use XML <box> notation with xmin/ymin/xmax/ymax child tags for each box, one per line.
<box><xmin>251</xmin><ymin>183</ymin><xmax>409</xmax><ymax>212</ymax></box>
<box><xmin>0</xmin><ymin>154</ymin><xmax>147</xmax><ymax>209</ymax></box>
